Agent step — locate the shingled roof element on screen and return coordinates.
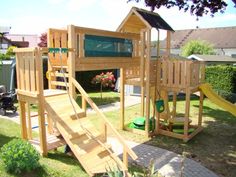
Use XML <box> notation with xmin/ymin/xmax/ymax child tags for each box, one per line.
<box><xmin>117</xmin><ymin>7</ymin><xmax>174</xmax><ymax>33</ymax></box>
<box><xmin>166</xmin><ymin>26</ymin><xmax>236</xmax><ymax>49</ymax></box>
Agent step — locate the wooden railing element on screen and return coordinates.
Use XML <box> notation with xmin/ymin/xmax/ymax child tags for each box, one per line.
<box><xmin>15</xmin><ymin>48</ymin><xmax>43</xmax><ymax>98</ymax></box>
<box><xmin>157</xmin><ymin>59</ymin><xmax>205</xmax><ymax>89</ymax></box>
<box><xmin>71</xmin><ymin>77</ymin><xmax>138</xmax><ymax>166</ymax></box>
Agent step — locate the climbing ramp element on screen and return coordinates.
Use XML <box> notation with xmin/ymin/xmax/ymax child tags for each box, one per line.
<box><xmin>44</xmin><ymin>93</ymin><xmax>129</xmax><ymax>176</ymax></box>
<box><xmin>199</xmin><ymin>83</ymin><xmax>236</xmax><ymax>117</ymax></box>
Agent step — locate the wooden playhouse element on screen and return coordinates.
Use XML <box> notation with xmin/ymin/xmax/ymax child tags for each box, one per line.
<box><xmin>14</xmin><ymin>7</ymin><xmax>206</xmax><ymax>176</ymax></box>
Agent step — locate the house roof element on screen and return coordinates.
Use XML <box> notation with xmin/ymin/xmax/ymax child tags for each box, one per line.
<box><xmin>164</xmin><ymin>26</ymin><xmax>236</xmax><ymax>49</ymax></box>
<box><xmin>117</xmin><ymin>7</ymin><xmax>174</xmax><ymax>33</ymax></box>
<box><xmin>188</xmin><ymin>54</ymin><xmax>236</xmax><ymax>63</ymax></box>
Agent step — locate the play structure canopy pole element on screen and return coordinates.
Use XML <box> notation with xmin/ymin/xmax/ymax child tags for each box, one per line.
<box><xmin>145</xmin><ymin>29</ymin><xmax>151</xmax><ymax>136</ymax></box>
<box><xmin>140</xmin><ymin>30</ymin><xmax>145</xmax><ymax>117</ymax></box>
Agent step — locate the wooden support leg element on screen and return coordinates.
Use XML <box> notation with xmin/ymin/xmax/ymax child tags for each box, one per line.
<box><xmin>38</xmin><ymin>102</ymin><xmax>47</xmax><ymax>156</ymax></box>
<box><xmin>172</xmin><ymin>92</ymin><xmax>177</xmax><ymax>118</ymax></box>
<box><xmin>47</xmin><ymin>114</ymin><xmax>53</xmax><ymax>134</ymax></box>
<box><xmin>184</xmin><ymin>91</ymin><xmax>190</xmax><ymax>141</ymax></box>
<box><xmin>198</xmin><ymin>90</ymin><xmax>204</xmax><ymax>127</ymax></box>
<box><xmin>120</xmin><ymin>68</ymin><xmax>125</xmax><ymax>130</ymax></box>
<box><xmin>19</xmin><ymin>101</ymin><xmax>27</xmax><ymax>139</ymax></box>
<box><xmin>141</xmin><ymin>86</ymin><xmax>145</xmax><ymax>117</ymax></box>
<box><xmin>26</xmin><ymin>103</ymin><xmax>32</xmax><ymax>140</ymax></box>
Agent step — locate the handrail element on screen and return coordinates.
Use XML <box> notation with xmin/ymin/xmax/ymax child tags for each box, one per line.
<box><xmin>71</xmin><ymin>77</ymin><xmax>138</xmax><ymax>160</ymax></box>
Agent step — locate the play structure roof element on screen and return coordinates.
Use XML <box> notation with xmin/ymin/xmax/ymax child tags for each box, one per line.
<box><xmin>117</xmin><ymin>7</ymin><xmax>174</xmax><ymax>33</ymax></box>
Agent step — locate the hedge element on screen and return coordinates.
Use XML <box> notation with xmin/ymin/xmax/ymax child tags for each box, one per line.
<box><xmin>205</xmin><ymin>65</ymin><xmax>236</xmax><ymax>102</ymax></box>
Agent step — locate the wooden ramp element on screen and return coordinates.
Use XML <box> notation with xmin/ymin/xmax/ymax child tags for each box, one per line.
<box><xmin>44</xmin><ymin>93</ymin><xmax>128</xmax><ymax>176</ymax></box>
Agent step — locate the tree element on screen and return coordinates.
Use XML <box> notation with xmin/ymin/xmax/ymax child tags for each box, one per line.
<box><xmin>91</xmin><ymin>72</ymin><xmax>116</xmax><ymax>99</ymax></box>
<box><xmin>38</xmin><ymin>33</ymin><xmax>47</xmax><ymax>47</ymax></box>
<box><xmin>181</xmin><ymin>40</ymin><xmax>215</xmax><ymax>57</ymax></box>
<box><xmin>129</xmin><ymin>0</ymin><xmax>236</xmax><ymax>17</ymax></box>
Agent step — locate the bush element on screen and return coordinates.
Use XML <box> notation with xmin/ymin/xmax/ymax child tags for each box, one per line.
<box><xmin>205</xmin><ymin>65</ymin><xmax>236</xmax><ymax>103</ymax></box>
<box><xmin>0</xmin><ymin>138</ymin><xmax>40</xmax><ymax>174</ymax></box>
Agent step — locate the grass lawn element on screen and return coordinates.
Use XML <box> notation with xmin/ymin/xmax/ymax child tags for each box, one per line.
<box><xmin>76</xmin><ymin>91</ymin><xmax>120</xmax><ymax>107</ymax></box>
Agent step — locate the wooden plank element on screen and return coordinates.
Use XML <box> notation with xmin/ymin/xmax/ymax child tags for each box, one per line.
<box><xmin>15</xmin><ymin>53</ymin><xmax>21</xmax><ymax>89</ymax></box>
<box><xmin>19</xmin><ymin>53</ymin><xmax>25</xmax><ymax>90</ymax></box>
<box><xmin>30</xmin><ymin>52</ymin><xmax>36</xmax><ymax>91</ymax></box>
<box><xmin>24</xmin><ymin>53</ymin><xmax>31</xmax><ymax>91</ymax></box>
<box><xmin>17</xmin><ymin>89</ymin><xmax>39</xmax><ymax>98</ymax></box>
<box><xmin>75</xmin><ymin>26</ymin><xmax>140</xmax><ymax>40</ymax></box>
<box><xmin>51</xmin><ymin>81</ymin><xmax>69</xmax><ymax>87</ymax></box>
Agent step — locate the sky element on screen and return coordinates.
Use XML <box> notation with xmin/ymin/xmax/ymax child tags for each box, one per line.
<box><xmin>1</xmin><ymin>0</ymin><xmax>236</xmax><ymax>39</ymax></box>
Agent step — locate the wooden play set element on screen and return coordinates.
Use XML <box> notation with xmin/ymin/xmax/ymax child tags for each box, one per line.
<box><xmin>14</xmin><ymin>7</ymin><xmax>208</xmax><ymax>176</ymax></box>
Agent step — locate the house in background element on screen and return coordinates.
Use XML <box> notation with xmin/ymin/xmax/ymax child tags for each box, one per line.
<box><xmin>6</xmin><ymin>34</ymin><xmax>39</xmax><ymax>47</ymax></box>
<box><xmin>161</xmin><ymin>26</ymin><xmax>236</xmax><ymax>57</ymax></box>
<box><xmin>188</xmin><ymin>54</ymin><xmax>236</xmax><ymax>65</ymax></box>
<box><xmin>0</xmin><ymin>36</ymin><xmax>29</xmax><ymax>54</ymax></box>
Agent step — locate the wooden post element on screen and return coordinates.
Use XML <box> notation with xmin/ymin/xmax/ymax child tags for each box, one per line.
<box><xmin>26</xmin><ymin>102</ymin><xmax>32</xmax><ymax>140</ymax></box>
<box><xmin>145</xmin><ymin>29</ymin><xmax>151</xmax><ymax>137</ymax></box>
<box><xmin>35</xmin><ymin>49</ymin><xmax>47</xmax><ymax>156</ymax></box>
<box><xmin>47</xmin><ymin>29</ymin><xmax>55</xmax><ymax>89</ymax></box>
<box><xmin>68</xmin><ymin>25</ymin><xmax>76</xmax><ymax>99</ymax></box>
<box><xmin>166</xmin><ymin>31</ymin><xmax>171</xmax><ymax>57</ymax></box>
<box><xmin>140</xmin><ymin>30</ymin><xmax>145</xmax><ymax>117</ymax></box>
<box><xmin>19</xmin><ymin>101</ymin><xmax>27</xmax><ymax>139</ymax></box>
<box><xmin>172</xmin><ymin>92</ymin><xmax>177</xmax><ymax>118</ymax></box>
<box><xmin>198</xmin><ymin>90</ymin><xmax>204</xmax><ymax>127</ymax></box>
<box><xmin>184</xmin><ymin>90</ymin><xmax>190</xmax><ymax>141</ymax></box>
<box><xmin>120</xmin><ymin>68</ymin><xmax>125</xmax><ymax>130</ymax></box>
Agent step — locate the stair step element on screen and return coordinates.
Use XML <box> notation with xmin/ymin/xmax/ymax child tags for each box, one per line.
<box><xmin>72</xmin><ymin>134</ymin><xmax>106</xmax><ymax>155</ymax></box>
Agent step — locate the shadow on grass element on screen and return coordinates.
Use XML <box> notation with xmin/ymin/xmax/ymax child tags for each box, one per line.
<box><xmin>193</xmin><ymin>104</ymin><xmax>236</xmax><ymax>125</ymax></box>
<box><xmin>0</xmin><ymin>134</ymin><xmax>17</xmax><ymax>148</ymax></box>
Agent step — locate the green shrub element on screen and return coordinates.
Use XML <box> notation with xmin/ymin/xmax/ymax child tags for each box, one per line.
<box><xmin>205</xmin><ymin>65</ymin><xmax>236</xmax><ymax>103</ymax></box>
<box><xmin>0</xmin><ymin>138</ymin><xmax>40</xmax><ymax>174</ymax></box>
<box><xmin>181</xmin><ymin>40</ymin><xmax>215</xmax><ymax>57</ymax></box>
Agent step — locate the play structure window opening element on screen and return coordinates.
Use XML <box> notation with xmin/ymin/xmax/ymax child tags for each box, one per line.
<box><xmin>84</xmin><ymin>35</ymin><xmax>133</xmax><ymax>57</ymax></box>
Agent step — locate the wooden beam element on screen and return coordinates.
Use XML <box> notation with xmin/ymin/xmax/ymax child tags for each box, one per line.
<box><xmin>166</xmin><ymin>31</ymin><xmax>171</xmax><ymax>57</ymax></box>
<box><xmin>140</xmin><ymin>30</ymin><xmax>145</xmax><ymax>117</ymax></box>
<box><xmin>68</xmin><ymin>25</ymin><xmax>76</xmax><ymax>99</ymax></box>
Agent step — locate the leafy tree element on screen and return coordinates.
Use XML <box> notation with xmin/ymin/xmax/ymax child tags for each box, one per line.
<box><xmin>181</xmin><ymin>40</ymin><xmax>215</xmax><ymax>57</ymax></box>
<box><xmin>129</xmin><ymin>0</ymin><xmax>236</xmax><ymax>17</ymax></box>
<box><xmin>38</xmin><ymin>33</ymin><xmax>47</xmax><ymax>47</ymax></box>
<box><xmin>91</xmin><ymin>72</ymin><xmax>116</xmax><ymax>99</ymax></box>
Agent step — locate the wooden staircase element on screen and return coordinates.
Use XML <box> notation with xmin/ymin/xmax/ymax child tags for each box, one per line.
<box><xmin>44</xmin><ymin>93</ymin><xmax>129</xmax><ymax>176</ymax></box>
